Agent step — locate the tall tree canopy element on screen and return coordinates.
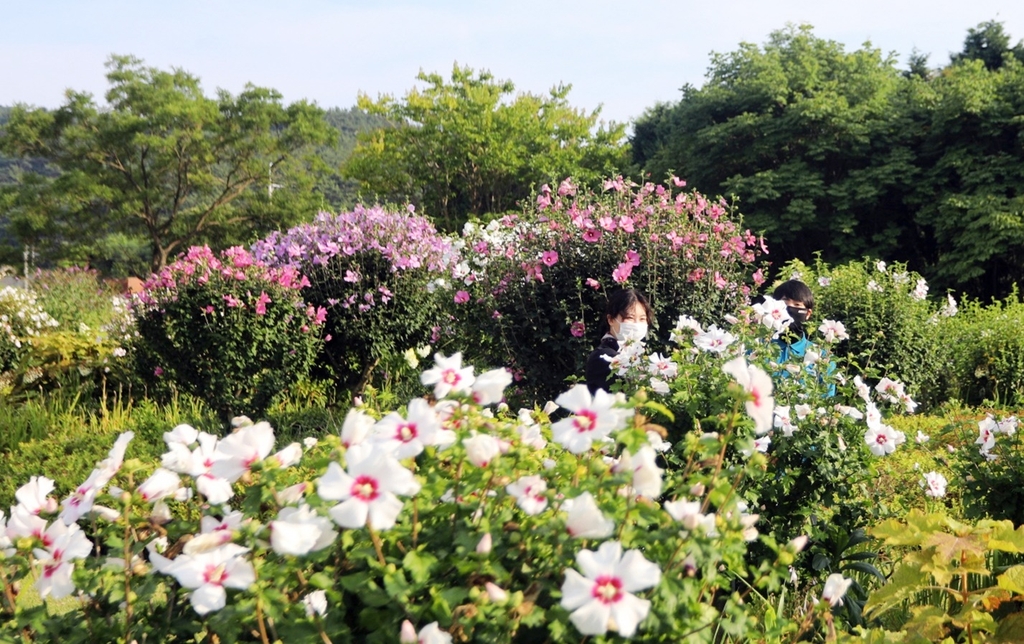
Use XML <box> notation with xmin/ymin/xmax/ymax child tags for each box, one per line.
<box><xmin>633</xmin><ymin>25</ymin><xmax>915</xmax><ymax>263</ymax></box>
<box><xmin>633</xmin><ymin>21</ymin><xmax>1024</xmax><ymax>299</ymax></box>
<box><xmin>343</xmin><ymin>65</ymin><xmax>628</xmax><ymax>231</ymax></box>
<box><xmin>0</xmin><ymin>55</ymin><xmax>334</xmax><ymax>272</ymax></box>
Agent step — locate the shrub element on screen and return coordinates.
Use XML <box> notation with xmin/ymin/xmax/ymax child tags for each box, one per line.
<box><xmin>30</xmin><ymin>267</ymin><xmax>119</xmax><ymax>331</ymax></box>
<box><xmin>0</xmin><ymin>285</ymin><xmax>59</xmax><ymax>384</ymax></box>
<box><xmin>131</xmin><ymin>246</ymin><xmax>322</xmax><ymax>419</ymax></box>
<box><xmin>454</xmin><ymin>176</ymin><xmax>766</xmax><ymax>403</ymax></box>
<box><xmin>778</xmin><ymin>258</ymin><xmax>954</xmax><ymax>409</ymax></box>
<box><xmin>0</xmin><ymin>354</ymin><xmax>826</xmax><ymax>643</ymax></box>
<box><xmin>614</xmin><ymin>296</ymin><xmax>916</xmax><ymax>598</ymax></box>
<box><xmin>845</xmin><ymin>510</ymin><xmax>1024</xmax><ymax>643</ymax></box>
<box><xmin>253</xmin><ymin>206</ymin><xmax>458</xmax><ymax>393</ymax></box>
<box><xmin>942</xmin><ymin>289</ymin><xmax>1024</xmax><ymax>407</ymax></box>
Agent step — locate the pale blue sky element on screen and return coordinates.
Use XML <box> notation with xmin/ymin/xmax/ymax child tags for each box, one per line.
<box><xmin>2</xmin><ymin>0</ymin><xmax>1023</xmax><ymax>124</ymax></box>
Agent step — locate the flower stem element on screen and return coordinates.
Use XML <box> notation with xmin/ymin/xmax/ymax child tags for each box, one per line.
<box><xmin>317</xmin><ymin>622</ymin><xmax>334</xmax><ymax>644</ymax></box>
<box><xmin>369</xmin><ymin>527</ymin><xmax>386</xmax><ymax>566</ymax></box>
<box><xmin>0</xmin><ymin>566</ymin><xmax>17</xmax><ymax>615</ymax></box>
<box><xmin>412</xmin><ymin>497</ymin><xmax>420</xmax><ymax>548</ymax></box>
<box><xmin>256</xmin><ymin>596</ymin><xmax>271</xmax><ymax>644</ymax></box>
<box><xmin>122</xmin><ymin>498</ymin><xmax>134</xmax><ymax>640</ymax></box>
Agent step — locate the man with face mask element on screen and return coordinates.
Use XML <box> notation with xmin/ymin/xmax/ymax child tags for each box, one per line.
<box><xmin>772</xmin><ymin>279</ymin><xmax>836</xmax><ymax>396</ymax></box>
<box><xmin>585</xmin><ymin>288</ymin><xmax>652</xmax><ymax>394</ymax></box>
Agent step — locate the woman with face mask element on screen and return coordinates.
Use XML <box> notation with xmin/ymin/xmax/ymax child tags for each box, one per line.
<box><xmin>585</xmin><ymin>288</ymin><xmax>653</xmax><ymax>394</ymax></box>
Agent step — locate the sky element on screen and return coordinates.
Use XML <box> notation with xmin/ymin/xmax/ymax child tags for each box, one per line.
<box><xmin>2</xmin><ymin>0</ymin><xmax>1024</xmax><ymax>125</ymax></box>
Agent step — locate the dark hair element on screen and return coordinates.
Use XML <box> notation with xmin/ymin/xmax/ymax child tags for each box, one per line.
<box><xmin>772</xmin><ymin>279</ymin><xmax>814</xmax><ymax>309</ymax></box>
<box><xmin>600</xmin><ymin>288</ymin><xmax>653</xmax><ymax>335</ymax></box>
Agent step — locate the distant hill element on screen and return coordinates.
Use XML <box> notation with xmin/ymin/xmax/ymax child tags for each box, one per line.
<box><xmin>315</xmin><ymin>106</ymin><xmax>390</xmax><ymax>210</ymax></box>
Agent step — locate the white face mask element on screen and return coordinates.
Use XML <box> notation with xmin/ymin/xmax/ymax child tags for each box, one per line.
<box><xmin>615</xmin><ymin>321</ymin><xmax>648</xmax><ymax>342</ymax></box>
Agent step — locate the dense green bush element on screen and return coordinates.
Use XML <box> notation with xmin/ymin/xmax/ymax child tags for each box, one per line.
<box><xmin>132</xmin><ymin>246</ymin><xmax>322</xmax><ymax>419</ymax></box>
<box><xmin>455</xmin><ymin>177</ymin><xmax>766</xmax><ymax>403</ymax></box>
<box><xmin>253</xmin><ymin>206</ymin><xmax>457</xmax><ymax>394</ymax></box>
<box><xmin>31</xmin><ymin>267</ymin><xmax>120</xmax><ymax>331</ymax></box>
<box><xmin>780</xmin><ymin>258</ymin><xmax>954</xmax><ymax>409</ymax></box>
<box><xmin>942</xmin><ymin>289</ymin><xmax>1024</xmax><ymax>407</ymax></box>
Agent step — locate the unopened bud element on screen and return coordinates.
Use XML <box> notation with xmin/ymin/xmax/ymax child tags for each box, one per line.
<box><xmin>476</xmin><ymin>533</ymin><xmax>493</xmax><ymax>554</ymax></box>
<box><xmin>400</xmin><ymin>620</ymin><xmax>417</xmax><ymax>644</ymax></box>
<box><xmin>542</xmin><ymin>401</ymin><xmax>558</xmax><ymax>415</ymax></box>
<box><xmin>788</xmin><ymin>535</ymin><xmax>809</xmax><ymax>553</ymax></box>
<box><xmin>485</xmin><ymin>582</ymin><xmax>509</xmax><ymax>604</ymax></box>
<box><xmin>683</xmin><ymin>555</ymin><xmax>697</xmax><ymax>577</ymax></box>
<box><xmin>689</xmin><ymin>482</ymin><xmax>705</xmax><ymax>497</ymax></box>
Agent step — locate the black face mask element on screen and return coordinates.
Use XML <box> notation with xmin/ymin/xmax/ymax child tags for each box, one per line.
<box><xmin>786</xmin><ymin>306</ymin><xmax>808</xmax><ymax>336</ymax></box>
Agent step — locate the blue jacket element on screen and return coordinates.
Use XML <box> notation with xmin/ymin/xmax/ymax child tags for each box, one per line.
<box><xmin>773</xmin><ymin>335</ymin><xmax>836</xmax><ymax>397</ymax></box>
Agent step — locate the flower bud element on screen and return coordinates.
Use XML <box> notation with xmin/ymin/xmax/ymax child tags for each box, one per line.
<box><xmin>476</xmin><ymin>533</ymin><xmax>493</xmax><ymax>554</ymax></box>
<box><xmin>92</xmin><ymin>505</ymin><xmax>121</xmax><ymax>522</ymax></box>
<box><xmin>683</xmin><ymin>555</ymin><xmax>697</xmax><ymax>577</ymax></box>
<box><xmin>150</xmin><ymin>500</ymin><xmax>172</xmax><ymax>525</ymax></box>
<box><xmin>689</xmin><ymin>482</ymin><xmax>705</xmax><ymax>497</ymax></box>
<box><xmin>272</xmin><ymin>442</ymin><xmax>303</xmax><ymax>468</ymax></box>
<box><xmin>485</xmin><ymin>582</ymin><xmax>508</xmax><ymax>604</ymax></box>
<box><xmin>542</xmin><ymin>401</ymin><xmax>558</xmax><ymax>415</ymax></box>
<box><xmin>400</xmin><ymin>620</ymin><xmax>418</xmax><ymax>644</ymax></box>
<box><xmin>787</xmin><ymin>535</ymin><xmax>809</xmax><ymax>553</ymax></box>
<box><xmin>230</xmin><ymin>415</ymin><xmax>253</xmax><ymax>428</ymax></box>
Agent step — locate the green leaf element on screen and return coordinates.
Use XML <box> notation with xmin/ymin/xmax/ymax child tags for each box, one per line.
<box><xmin>989</xmin><ymin>523</ymin><xmax>1024</xmax><ymax>553</ymax></box>
<box><xmin>403</xmin><ymin>550</ymin><xmax>438</xmax><ymax>585</ymax></box>
<box><xmin>864</xmin><ymin>563</ymin><xmax>931</xmax><ymax>619</ymax></box>
<box><xmin>308</xmin><ymin>572</ymin><xmax>333</xmax><ymax>589</ymax></box>
<box><xmin>997</xmin><ymin>565</ymin><xmax>1024</xmax><ymax>595</ymax></box>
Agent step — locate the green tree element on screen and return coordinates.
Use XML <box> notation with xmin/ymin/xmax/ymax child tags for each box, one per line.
<box><xmin>0</xmin><ymin>55</ymin><xmax>334</xmax><ymax>272</ymax></box>
<box><xmin>342</xmin><ymin>64</ymin><xmax>627</xmax><ymax>231</ymax></box>
<box><xmin>913</xmin><ymin>56</ymin><xmax>1024</xmax><ymax>295</ymax></box>
<box><xmin>951</xmin><ymin>20</ymin><xmax>1024</xmax><ymax>71</ymax></box>
<box><xmin>632</xmin><ymin>25</ymin><xmax>928</xmax><ymax>267</ymax></box>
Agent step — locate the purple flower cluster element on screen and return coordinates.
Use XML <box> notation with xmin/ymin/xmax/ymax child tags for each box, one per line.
<box><xmin>252</xmin><ymin>206</ymin><xmax>459</xmax><ymax>315</ymax></box>
<box><xmin>253</xmin><ymin>206</ymin><xmax>457</xmax><ymax>274</ymax></box>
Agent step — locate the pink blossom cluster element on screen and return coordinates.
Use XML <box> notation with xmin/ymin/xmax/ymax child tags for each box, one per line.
<box><xmin>137</xmin><ymin>246</ymin><xmax>313</xmax><ymax>312</ymax></box>
<box><xmin>462</xmin><ymin>176</ymin><xmax>767</xmax><ymax>296</ymax></box>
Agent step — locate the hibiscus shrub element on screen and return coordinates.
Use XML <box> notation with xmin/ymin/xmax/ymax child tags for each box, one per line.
<box><xmin>607</xmin><ymin>296</ymin><xmax>922</xmax><ymax>616</ymax></box>
<box><xmin>454</xmin><ymin>177</ymin><xmax>766</xmax><ymax>403</ymax></box>
<box><xmin>253</xmin><ymin>206</ymin><xmax>458</xmax><ymax>394</ymax></box>
<box><xmin>131</xmin><ymin>246</ymin><xmax>322</xmax><ymax>419</ymax></box>
<box><xmin>779</xmin><ymin>258</ymin><xmax>955</xmax><ymax>410</ymax></box>
<box><xmin>0</xmin><ymin>352</ymin><xmax>856</xmax><ymax>644</ymax></box>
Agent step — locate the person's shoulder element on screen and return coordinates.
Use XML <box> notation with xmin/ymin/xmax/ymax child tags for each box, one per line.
<box><xmin>588</xmin><ymin>336</ymin><xmax>618</xmax><ymax>362</ymax></box>
<box><xmin>597</xmin><ymin>336</ymin><xmax>619</xmax><ymax>352</ymax></box>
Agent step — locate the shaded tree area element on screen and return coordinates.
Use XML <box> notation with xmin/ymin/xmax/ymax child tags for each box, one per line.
<box><xmin>632</xmin><ymin>21</ymin><xmax>1024</xmax><ymax>299</ymax></box>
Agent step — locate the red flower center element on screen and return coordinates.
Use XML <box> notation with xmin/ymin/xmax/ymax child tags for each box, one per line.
<box><xmin>442</xmin><ymin>370</ymin><xmax>460</xmax><ymax>386</ymax></box>
<box><xmin>203</xmin><ymin>563</ymin><xmax>227</xmax><ymax>586</ymax></box>
<box><xmin>352</xmin><ymin>475</ymin><xmax>380</xmax><ymax>501</ymax></box>
<box><xmin>574</xmin><ymin>410</ymin><xmax>598</xmax><ymax>433</ymax></box>
<box><xmin>397</xmin><ymin>423</ymin><xmax>418</xmax><ymax>442</ymax></box>
<box><xmin>592</xmin><ymin>575</ymin><xmax>623</xmax><ymax>604</ymax></box>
